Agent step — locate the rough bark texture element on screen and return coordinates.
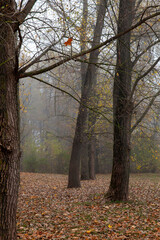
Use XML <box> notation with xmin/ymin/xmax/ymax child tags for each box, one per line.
<box><xmin>68</xmin><ymin>0</ymin><xmax>107</xmax><ymax>187</ymax></box>
<box><xmin>81</xmin><ymin>137</ymin><xmax>89</xmax><ymax>180</ymax></box>
<box><xmin>95</xmin><ymin>139</ymin><xmax>99</xmax><ymax>174</ymax></box>
<box><xmin>106</xmin><ymin>0</ymin><xmax>135</xmax><ymax>201</ymax></box>
<box><xmin>0</xmin><ymin>1</ymin><xmax>20</xmax><ymax>239</ymax></box>
<box><xmin>88</xmin><ymin>136</ymin><xmax>96</xmax><ymax>179</ymax></box>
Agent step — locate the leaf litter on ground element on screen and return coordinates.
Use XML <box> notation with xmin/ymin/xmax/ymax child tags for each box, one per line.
<box><xmin>17</xmin><ymin>173</ymin><xmax>160</xmax><ymax>239</ymax></box>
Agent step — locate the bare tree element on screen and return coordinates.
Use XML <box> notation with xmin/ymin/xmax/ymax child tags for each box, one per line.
<box><xmin>68</xmin><ymin>0</ymin><xmax>108</xmax><ymax>187</ymax></box>
<box><xmin>106</xmin><ymin>0</ymin><xmax>160</xmax><ymax>201</ymax></box>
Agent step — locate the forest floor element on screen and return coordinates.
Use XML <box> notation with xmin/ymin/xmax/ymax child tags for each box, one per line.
<box><xmin>17</xmin><ymin>173</ymin><xmax>160</xmax><ymax>239</ymax></box>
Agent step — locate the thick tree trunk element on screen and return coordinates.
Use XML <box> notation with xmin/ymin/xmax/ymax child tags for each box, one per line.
<box><xmin>106</xmin><ymin>109</ymin><xmax>132</xmax><ymax>201</ymax></box>
<box><xmin>0</xmin><ymin>2</ymin><xmax>20</xmax><ymax>239</ymax></box>
<box><xmin>106</xmin><ymin>0</ymin><xmax>135</xmax><ymax>201</ymax></box>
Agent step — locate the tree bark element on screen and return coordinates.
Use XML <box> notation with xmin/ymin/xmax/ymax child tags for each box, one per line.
<box><xmin>68</xmin><ymin>95</ymin><xmax>88</xmax><ymax>187</ymax></box>
<box><xmin>106</xmin><ymin>0</ymin><xmax>135</xmax><ymax>201</ymax></box>
<box><xmin>95</xmin><ymin>138</ymin><xmax>99</xmax><ymax>174</ymax></box>
<box><xmin>0</xmin><ymin>1</ymin><xmax>20</xmax><ymax>239</ymax></box>
<box><xmin>81</xmin><ymin>135</ymin><xmax>89</xmax><ymax>180</ymax></box>
<box><xmin>88</xmin><ymin>135</ymin><xmax>96</xmax><ymax>179</ymax></box>
<box><xmin>0</xmin><ymin>0</ymin><xmax>37</xmax><ymax>238</ymax></box>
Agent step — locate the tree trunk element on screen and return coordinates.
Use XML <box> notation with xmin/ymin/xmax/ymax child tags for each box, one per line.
<box><xmin>81</xmin><ymin>136</ymin><xmax>89</xmax><ymax>180</ymax></box>
<box><xmin>68</xmin><ymin>0</ymin><xmax>107</xmax><ymax>187</ymax></box>
<box><xmin>87</xmin><ymin>0</ymin><xmax>107</xmax><ymax>179</ymax></box>
<box><xmin>88</xmin><ymin>136</ymin><xmax>96</xmax><ymax>179</ymax></box>
<box><xmin>68</xmin><ymin>97</ymin><xmax>88</xmax><ymax>188</ymax></box>
<box><xmin>88</xmin><ymin>100</ymin><xmax>97</xmax><ymax>180</ymax></box>
<box><xmin>0</xmin><ymin>1</ymin><xmax>20</xmax><ymax>239</ymax></box>
<box><xmin>80</xmin><ymin>0</ymin><xmax>90</xmax><ymax>180</ymax></box>
<box><xmin>106</xmin><ymin>0</ymin><xmax>135</xmax><ymax>201</ymax></box>
<box><xmin>95</xmin><ymin>138</ymin><xmax>99</xmax><ymax>174</ymax></box>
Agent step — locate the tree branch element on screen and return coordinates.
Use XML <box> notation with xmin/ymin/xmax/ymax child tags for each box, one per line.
<box><xmin>19</xmin><ymin>10</ymin><xmax>160</xmax><ymax>78</ymax></box>
<box><xmin>16</xmin><ymin>0</ymin><xmax>37</xmax><ymax>24</ymax></box>
<box><xmin>19</xmin><ymin>36</ymin><xmax>65</xmax><ymax>73</ymax></box>
<box><xmin>131</xmin><ymin>89</ymin><xmax>160</xmax><ymax>132</ymax></box>
<box><xmin>132</xmin><ymin>39</ymin><xmax>160</xmax><ymax>67</ymax></box>
<box><xmin>30</xmin><ymin>76</ymin><xmax>112</xmax><ymax>123</ymax></box>
<box><xmin>130</xmin><ymin>56</ymin><xmax>160</xmax><ymax>99</ymax></box>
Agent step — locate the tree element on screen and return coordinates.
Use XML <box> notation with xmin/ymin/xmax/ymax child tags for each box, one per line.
<box><xmin>106</xmin><ymin>0</ymin><xmax>160</xmax><ymax>201</ymax></box>
<box><xmin>68</xmin><ymin>0</ymin><xmax>107</xmax><ymax>187</ymax></box>
<box><xmin>0</xmin><ymin>1</ymin><xmax>37</xmax><ymax>238</ymax></box>
<box><xmin>80</xmin><ymin>0</ymin><xmax>90</xmax><ymax>180</ymax></box>
<box><xmin>105</xmin><ymin>0</ymin><xmax>136</xmax><ymax>201</ymax></box>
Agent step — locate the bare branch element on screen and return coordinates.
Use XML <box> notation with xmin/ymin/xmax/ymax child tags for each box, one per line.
<box><xmin>19</xmin><ymin>34</ymin><xmax>65</xmax><ymax>73</ymax></box>
<box><xmin>19</xmin><ymin>10</ymin><xmax>160</xmax><ymax>78</ymax></box>
<box><xmin>132</xmin><ymin>39</ymin><xmax>160</xmax><ymax>66</ymax></box>
<box><xmin>131</xmin><ymin>89</ymin><xmax>160</xmax><ymax>132</ymax></box>
<box><xmin>16</xmin><ymin>0</ymin><xmax>37</xmax><ymax>24</ymax></box>
<box><xmin>145</xmin><ymin>21</ymin><xmax>160</xmax><ymax>40</ymax></box>
<box><xmin>30</xmin><ymin>76</ymin><xmax>112</xmax><ymax>123</ymax></box>
<box><xmin>130</xmin><ymin>56</ymin><xmax>160</xmax><ymax>99</ymax></box>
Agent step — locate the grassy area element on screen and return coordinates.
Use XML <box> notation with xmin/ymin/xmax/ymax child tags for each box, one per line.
<box><xmin>17</xmin><ymin>173</ymin><xmax>160</xmax><ymax>239</ymax></box>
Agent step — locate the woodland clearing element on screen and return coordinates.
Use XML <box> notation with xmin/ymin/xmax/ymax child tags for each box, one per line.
<box><xmin>17</xmin><ymin>173</ymin><xmax>160</xmax><ymax>239</ymax></box>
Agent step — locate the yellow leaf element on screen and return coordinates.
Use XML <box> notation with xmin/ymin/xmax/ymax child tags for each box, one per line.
<box><xmin>86</xmin><ymin>229</ymin><xmax>94</xmax><ymax>234</ymax></box>
<box><xmin>116</xmin><ymin>72</ymin><xmax>119</xmax><ymax>76</ymax></box>
<box><xmin>108</xmin><ymin>224</ymin><xmax>112</xmax><ymax>228</ymax></box>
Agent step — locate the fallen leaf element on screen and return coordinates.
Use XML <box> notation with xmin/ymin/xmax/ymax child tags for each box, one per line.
<box><xmin>108</xmin><ymin>224</ymin><xmax>112</xmax><ymax>229</ymax></box>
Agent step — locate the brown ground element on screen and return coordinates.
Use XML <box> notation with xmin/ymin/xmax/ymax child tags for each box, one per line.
<box><xmin>17</xmin><ymin>173</ymin><xmax>160</xmax><ymax>239</ymax></box>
